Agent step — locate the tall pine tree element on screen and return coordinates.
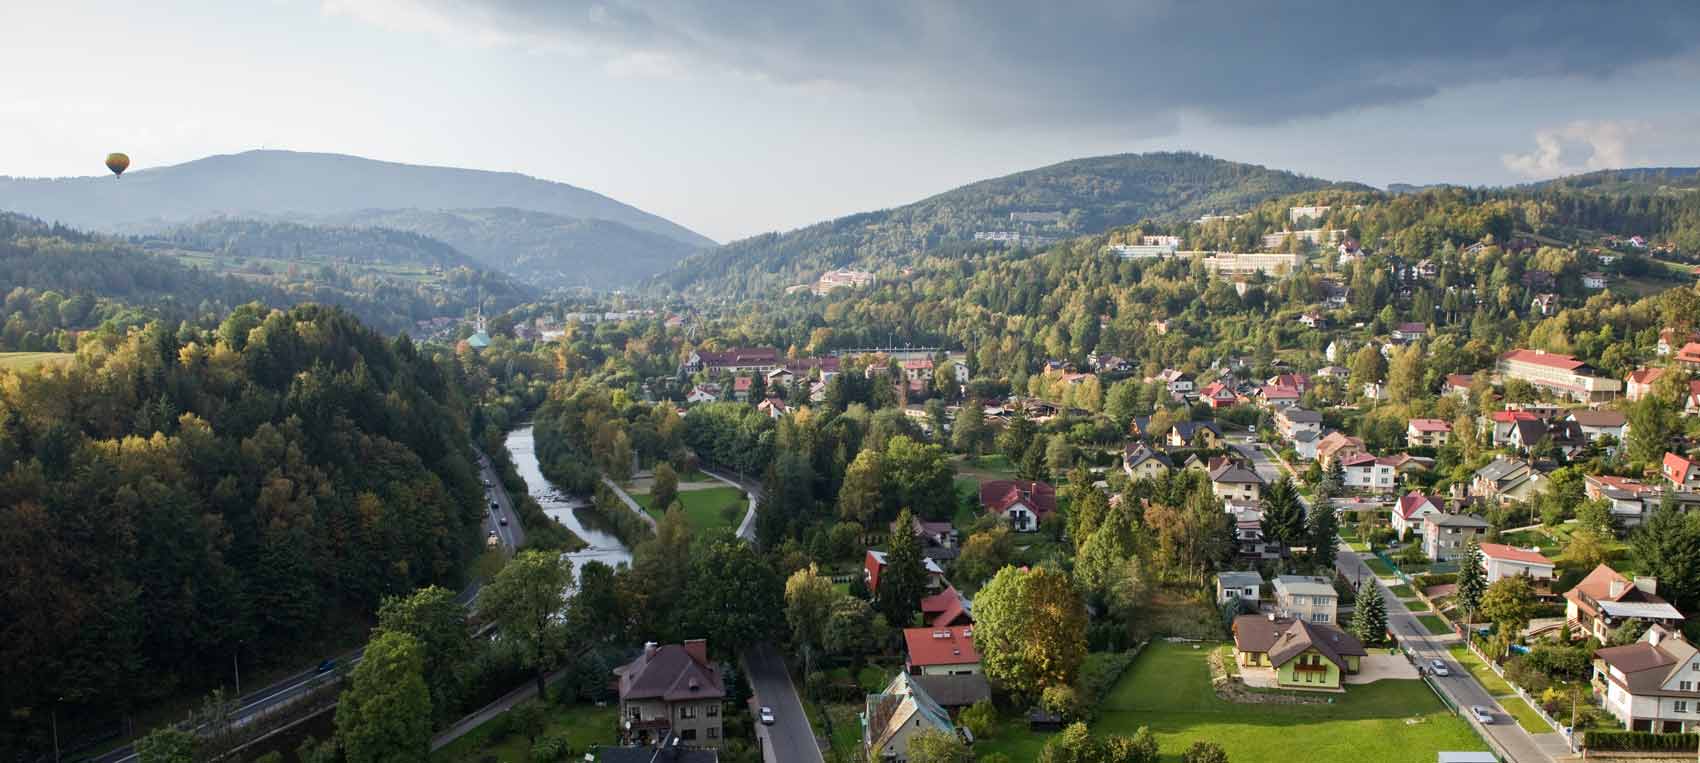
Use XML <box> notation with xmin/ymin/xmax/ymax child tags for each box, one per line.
<box><xmin>877</xmin><ymin>509</ymin><xmax>929</xmax><ymax>628</ymax></box>
<box><xmin>1352</xmin><ymin>586</ymin><xmax>1387</xmax><ymax>645</ymax></box>
<box><xmin>1307</xmin><ymin>502</ymin><xmax>1340</xmax><ymax>572</ymax></box>
<box><xmin>1455</xmin><ymin>535</ymin><xmax>1487</xmax><ymax>623</ymax></box>
<box><xmin>1260</xmin><ymin>476</ymin><xmax>1306</xmax><ymax>554</ymax></box>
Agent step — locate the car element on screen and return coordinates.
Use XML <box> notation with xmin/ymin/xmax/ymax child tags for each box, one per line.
<box><xmin>1430</xmin><ymin>659</ymin><xmax>1450</xmax><ymax>677</ymax></box>
<box><xmin>490</xmin><ymin>501</ymin><xmax>500</xmax><ymax>510</ymax></box>
<box><xmin>759</xmin><ymin>706</ymin><xmax>775</xmax><ymax>725</ymax></box>
<box><xmin>483</xmin><ymin>479</ymin><xmax>492</xmax><ymax>487</ymax></box>
<box><xmin>316</xmin><ymin>659</ymin><xmax>337</xmax><ymax>673</ymax></box>
<box><xmin>1470</xmin><ymin>705</ymin><xmax>1495</xmax><ymax>724</ymax></box>
<box><xmin>498</xmin><ymin>516</ymin><xmax>509</xmax><ymax>526</ymax></box>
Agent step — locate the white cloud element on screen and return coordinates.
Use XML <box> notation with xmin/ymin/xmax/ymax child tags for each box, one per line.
<box><xmin>1501</xmin><ymin>120</ymin><xmax>1645</xmax><ymax>178</ymax></box>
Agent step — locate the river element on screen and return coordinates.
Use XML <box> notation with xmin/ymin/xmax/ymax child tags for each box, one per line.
<box><xmin>504</xmin><ymin>424</ymin><xmax>634</xmax><ymax>575</ymax></box>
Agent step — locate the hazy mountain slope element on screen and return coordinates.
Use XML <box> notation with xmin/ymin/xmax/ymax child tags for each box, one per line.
<box><xmin>322</xmin><ymin>207</ymin><xmax>701</xmax><ymax>289</ymax></box>
<box><xmin>654</xmin><ymin>151</ymin><xmax>1365</xmax><ymax>298</ymax></box>
<box><xmin>1524</xmin><ymin>166</ymin><xmax>1700</xmax><ymax>194</ymax></box>
<box><xmin>0</xmin><ymin>149</ymin><xmax>715</xmax><ymax>247</ymax></box>
<box><xmin>146</xmin><ymin>217</ymin><xmax>483</xmax><ymax>269</ymax></box>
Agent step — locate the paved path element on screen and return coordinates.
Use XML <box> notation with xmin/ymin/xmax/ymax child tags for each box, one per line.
<box><xmin>430</xmin><ymin>667</ymin><xmax>568</xmax><ymax>751</ymax></box>
<box><xmin>600</xmin><ymin>475</ymin><xmax>660</xmax><ymax>530</ymax></box>
<box><xmin>743</xmin><ymin>642</ymin><xmax>824</xmax><ymax>763</ymax></box>
<box><xmin>701</xmin><ymin>466</ymin><xmax>762</xmax><ymax>542</ymax></box>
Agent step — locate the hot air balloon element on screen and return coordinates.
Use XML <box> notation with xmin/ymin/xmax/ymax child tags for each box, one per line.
<box><xmin>105</xmin><ymin>153</ymin><xmax>130</xmax><ymax>179</ymax></box>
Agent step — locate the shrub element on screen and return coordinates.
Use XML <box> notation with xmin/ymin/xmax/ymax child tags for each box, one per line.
<box><xmin>531</xmin><ymin>735</ymin><xmax>572</xmax><ymax>763</ymax></box>
<box><xmin>1074</xmin><ymin>649</ymin><xmax>1140</xmax><ymax>708</ymax></box>
<box><xmin>1041</xmin><ymin>685</ymin><xmax>1085</xmax><ymax>723</ymax></box>
<box><xmin>1502</xmin><ymin>657</ymin><xmax>1552</xmax><ymax>695</ymax></box>
<box><xmin>958</xmin><ymin>699</ymin><xmax>997</xmax><ymax>740</ymax></box>
<box><xmin>1585</xmin><ymin>730</ymin><xmax>1700</xmax><ymax>751</ymax></box>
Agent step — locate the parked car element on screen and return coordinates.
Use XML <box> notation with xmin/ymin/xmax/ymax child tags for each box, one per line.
<box><xmin>1470</xmin><ymin>705</ymin><xmax>1495</xmax><ymax>724</ymax></box>
<box><xmin>759</xmin><ymin>706</ymin><xmax>775</xmax><ymax>725</ymax></box>
<box><xmin>498</xmin><ymin>515</ymin><xmax>509</xmax><ymax>526</ymax></box>
<box><xmin>1430</xmin><ymin>659</ymin><xmax>1450</xmax><ymax>677</ymax></box>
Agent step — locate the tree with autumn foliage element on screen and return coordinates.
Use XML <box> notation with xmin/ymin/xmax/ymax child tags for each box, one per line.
<box><xmin>972</xmin><ymin>566</ymin><xmax>1088</xmax><ymax>701</ymax></box>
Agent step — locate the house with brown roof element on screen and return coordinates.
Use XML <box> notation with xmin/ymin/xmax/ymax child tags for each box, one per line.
<box><xmin>1314</xmin><ymin>431</ymin><xmax>1366</xmax><ymax>468</ymax></box>
<box><xmin>903</xmin><ymin>625</ymin><xmax>980</xmax><ymax>676</ymax></box>
<box><xmin>979</xmin><ymin>479</ymin><xmax>1057</xmax><ymax>532</ymax></box>
<box><xmin>1406</xmin><ymin>418</ymin><xmax>1452</xmax><ymax>448</ymax></box>
<box><xmin>863</xmin><ymin>673</ymin><xmax>958</xmax><ymax>763</ymax></box>
<box><xmin>1122</xmin><ymin>442</ymin><xmax>1173</xmax><ymax>480</ymax></box>
<box><xmin>1568</xmin><ymin>409</ymin><xmax>1629</xmax><ymax>447</ymax></box>
<box><xmin>1566</xmin><ymin>565</ymin><xmax>1682</xmax><ymax>644</ymax></box>
<box><xmin>1231</xmin><ymin>614</ymin><xmax>1366</xmax><ymax>691</ymax></box>
<box><xmin>1585</xmin><ymin>474</ymin><xmax>1661</xmax><ymax>526</ymax></box>
<box><xmin>1477</xmin><ymin>543</ymin><xmax>1556</xmax><ymax>592</ymax></box>
<box><xmin>1209</xmin><ymin>462</ymin><xmax>1266</xmax><ymax>503</ymax></box>
<box><xmin>919</xmin><ymin>586</ymin><xmax>973</xmax><ymax>629</ymax></box>
<box><xmin>1594</xmin><ymin>626</ymin><xmax>1700</xmax><ymax>733</ymax></box>
<box><xmin>1626</xmin><ymin>367</ymin><xmax>1666</xmax><ymax>401</ymax></box>
<box><xmin>614</xmin><ymin>640</ymin><xmax>725</xmax><ymax>748</ymax></box>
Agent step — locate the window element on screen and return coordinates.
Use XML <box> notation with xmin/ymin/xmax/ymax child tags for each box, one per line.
<box><xmin>707</xmin><ymin>728</ymin><xmax>719</xmax><ymax>739</ymax></box>
<box><xmin>707</xmin><ymin>704</ymin><xmax>719</xmax><ymax>717</ymax></box>
<box><xmin>680</xmin><ymin>705</ymin><xmax>696</xmax><ymax>719</ymax></box>
<box><xmin>680</xmin><ymin>729</ymin><xmax>697</xmax><ymax>741</ymax></box>
<box><xmin>1678</xmin><ymin>701</ymin><xmax>1690</xmax><ymax>714</ymax></box>
<box><xmin>1683</xmin><ymin>681</ymin><xmax>1693</xmax><ymax>692</ymax></box>
<box><xmin>630</xmin><ymin>707</ymin><xmax>642</xmax><ymax>720</ymax></box>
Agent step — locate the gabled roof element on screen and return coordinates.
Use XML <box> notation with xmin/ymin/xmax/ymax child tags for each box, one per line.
<box><xmin>1261</xmin><ymin>384</ymin><xmax>1301</xmax><ymax>400</ymax></box>
<box><xmin>1209</xmin><ymin>463</ymin><xmax>1265</xmax><ymax>485</ymax></box>
<box><xmin>1425</xmin><ymin>513</ymin><xmax>1489</xmax><ymax>529</ymax></box>
<box><xmin>910</xmin><ymin>674</ymin><xmax>991</xmax><ymax>708</ymax></box>
<box><xmin>1490</xmin><ymin>410</ymin><xmax>1540</xmax><ymax>423</ymax></box>
<box><xmin>903</xmin><ymin>625</ymin><xmax>980</xmax><ymax>667</ymax></box>
<box><xmin>979</xmin><ymin>479</ymin><xmax>1058</xmax><ymax>518</ymax></box>
<box><xmin>866</xmin><ymin>673</ymin><xmax>954</xmax><ymax>753</ymax></box>
<box><xmin>1218</xmin><ymin>571</ymin><xmax>1264</xmax><ymax>590</ymax></box>
<box><xmin>1232</xmin><ymin>615</ymin><xmax>1365</xmax><ymax>671</ymax></box>
<box><xmin>1123</xmin><ymin>443</ymin><xmax>1173</xmax><ymax>469</ymax></box>
<box><xmin>1628</xmin><ymin>367</ymin><xmax>1666</xmax><ymax>385</ymax></box>
<box><xmin>616</xmin><ymin>642</ymin><xmax>725</xmax><ymax>703</ymax></box>
<box><xmin>920</xmin><ymin>586</ymin><xmax>973</xmax><ymax>628</ymax></box>
<box><xmin>1446</xmin><ymin>373</ymin><xmax>1475</xmax><ymax>389</ymax></box>
<box><xmin>1172</xmin><ymin>420</ymin><xmax>1223</xmax><ymax>440</ymax></box>
<box><xmin>1396</xmin><ymin>492</ymin><xmax>1443</xmax><ymax>520</ymax></box>
<box><xmin>1477</xmin><ymin>543</ymin><xmax>1555</xmax><ymax>568</ymax></box>
<box><xmin>1475</xmin><ymin>457</ymin><xmax>1529</xmax><ymax>484</ymax></box>
<box><xmin>1407</xmin><ymin>418</ymin><xmax>1451</xmax><ymax>433</ymax></box>
<box><xmin>1569</xmin><ymin>409</ymin><xmax>1627</xmax><ymax>428</ymax></box>
<box><xmin>1596</xmin><ymin>629</ymin><xmax>1700</xmax><ymax>698</ymax></box>
<box><xmin>1500</xmin><ymin>349</ymin><xmax>1587</xmax><ymax>372</ymax></box>
<box><xmin>1280</xmin><ymin>408</ymin><xmax>1323</xmax><ymax>424</ymax></box>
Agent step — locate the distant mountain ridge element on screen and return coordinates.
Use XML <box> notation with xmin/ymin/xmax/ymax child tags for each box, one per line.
<box><xmin>653</xmin><ymin>151</ymin><xmax>1368</xmax><ymax>298</ymax></box>
<box><xmin>1522</xmin><ymin>166</ymin><xmax>1700</xmax><ymax>194</ymax></box>
<box><xmin>0</xmin><ymin>149</ymin><xmax>714</xmax><ymax>246</ymax></box>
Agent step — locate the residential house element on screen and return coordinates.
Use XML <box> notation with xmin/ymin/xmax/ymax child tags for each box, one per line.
<box><xmin>1422</xmin><ymin>513</ymin><xmax>1490</xmax><ymax>561</ymax></box>
<box><xmin>1340</xmin><ymin>452</ymin><xmax>1398</xmax><ymax>492</ymax></box>
<box><xmin>1531</xmin><ymin>293</ymin><xmax>1559</xmax><ymax>316</ymax></box>
<box><xmin>732</xmin><ymin>376</ymin><xmax>753</xmax><ymax>402</ymax></box>
<box><xmin>766</xmin><ymin>367</ymin><xmax>797</xmax><ymax>390</ymax></box>
<box><xmin>919</xmin><ymin>586</ymin><xmax>973</xmax><ymax>629</ymax></box>
<box><xmin>1567</xmin><ymin>565</ymin><xmax>1683</xmax><ymax>644</ymax></box>
<box><xmin>1268</xmin><ymin>373</ymin><xmax>1312</xmax><ymax>394</ymax></box>
<box><xmin>1217</xmin><ymin>571</ymin><xmax>1265</xmax><ymax>606</ymax></box>
<box><xmin>1210</xmin><ymin>462</ymin><xmax>1266</xmax><ymax>503</ymax></box>
<box><xmin>1486</xmin><ymin>410</ymin><xmax>1541</xmax><ymax>447</ymax></box>
<box><xmin>1679</xmin><ymin>343</ymin><xmax>1700</xmax><ymax>372</ymax></box>
<box><xmin>1445</xmin><ymin>373</ymin><xmax>1476</xmax><ymax>399</ymax></box>
<box><xmin>1292</xmin><ymin>430</ymin><xmax>1321</xmax><ymax>461</ymax></box>
<box><xmin>1583</xmin><ymin>272</ymin><xmax>1610</xmax><ymax>290</ymax></box>
<box><xmin>1392</xmin><ymin>492</ymin><xmax>1445</xmax><ymax>538</ymax></box>
<box><xmin>1665</xmin><ymin>453</ymin><xmax>1700</xmax><ymax>492</ymax></box>
<box><xmin>1414</xmin><ymin>259</ymin><xmax>1439</xmax><ymax>279</ymax></box>
<box><xmin>909</xmin><ymin>674</ymin><xmax>991</xmax><ymax>713</ymax></box>
<box><xmin>1391</xmin><ymin>322</ymin><xmax>1428</xmax><ymax>344</ymax></box>
<box><xmin>686</xmin><ymin>384</ymin><xmax>722</xmax><ymax>404</ymax></box>
<box><xmin>1276</xmin><ymin>408</ymin><xmax>1324</xmax><ymax>440</ymax></box>
<box><xmin>1273</xmin><ymin>575</ymin><xmax>1339</xmax><ymax>624</ymax></box>
<box><xmin>1658</xmin><ymin>329</ymin><xmax>1700</xmax><ymax>357</ymax></box>
<box><xmin>1406</xmin><ymin>418</ymin><xmax>1452</xmax><ymax>448</ymax></box>
<box><xmin>1508</xmin><ymin>418</ymin><xmax>1588</xmax><ymax>459</ymax></box>
<box><xmin>865</xmin><ymin>550</ymin><xmax>947</xmax><ymax>596</ymax></box>
<box><xmin>1496</xmin><ymin>349</ymin><xmax>1623</xmax><ymax>402</ymax></box>
<box><xmin>1199</xmin><ymin>381</ymin><xmax>1240</xmax><ymax>409</ymax></box>
<box><xmin>863</xmin><ymin>673</ymin><xmax>958</xmax><ymax>763</ymax></box>
<box><xmin>1160</xmin><ymin>369</ymin><xmax>1196</xmax><ymax>398</ymax></box>
<box><xmin>614</xmin><ymin>640</ymin><xmax>725</xmax><ymax>747</ymax></box>
<box><xmin>980</xmin><ymin>479</ymin><xmax>1058</xmax><ymax>532</ymax></box>
<box><xmin>1168</xmin><ymin>421</ymin><xmax>1224</xmax><ymax>449</ymax></box>
<box><xmin>1326</xmin><ymin>339</ymin><xmax>1347</xmax><ymax>362</ymax></box>
<box><xmin>1689</xmin><ymin>380</ymin><xmax>1700</xmax><ymax>415</ymax></box>
<box><xmin>756</xmin><ymin>397</ymin><xmax>789</xmax><ymax>420</ymax></box>
<box><xmin>902</xmin><ymin>358</ymin><xmax>935</xmax><ymax>382</ymax></box>
<box><xmin>1231</xmin><ymin>615</ymin><xmax>1366</xmax><ymax>691</ymax></box>
<box><xmin>1362</xmin><ymin>381</ymin><xmax>1389</xmax><ymax>402</ymax></box>
<box><xmin>1471</xmin><ymin>457</ymin><xmax>1546</xmax><ymax>505</ymax></box>
<box><xmin>1315</xmin><ymin>431</ymin><xmax>1367</xmax><ymax>468</ymax></box>
<box><xmin>1315</xmin><ymin>365</ymin><xmax>1351</xmax><ymax>380</ymax></box>
<box><xmin>1627</xmin><ymin>367</ymin><xmax>1666</xmax><ymax>401</ymax></box>
<box><xmin>903</xmin><ymin>625</ymin><xmax>980</xmax><ymax>676</ymax></box>
<box><xmin>1224</xmin><ymin>502</ymin><xmax>1282</xmax><ymax>560</ymax></box>
<box><xmin>1260</xmin><ymin>385</ymin><xmax>1302</xmax><ymax>409</ymax></box>
<box><xmin>1568</xmin><ymin>409</ymin><xmax>1629</xmax><ymax>449</ymax></box>
<box><xmin>1478</xmin><ymin>543</ymin><xmax>1556</xmax><ymax>590</ymax></box>
<box><xmin>813</xmin><ymin>268</ymin><xmax>876</xmax><ymax>295</ymax></box>
<box><xmin>1298</xmin><ymin>311</ymin><xmax>1327</xmax><ymax>329</ymax></box>
<box><xmin>1586</xmin><ymin>474</ymin><xmax>1661</xmax><ymax>526</ymax></box>
<box><xmin>1593</xmin><ymin>626</ymin><xmax>1700</xmax><ymax>733</ymax></box>
<box><xmin>1123</xmin><ymin>442</ymin><xmax>1174</xmax><ymax>480</ymax></box>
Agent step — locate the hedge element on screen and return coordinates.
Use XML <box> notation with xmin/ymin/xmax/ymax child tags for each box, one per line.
<box><xmin>1584</xmin><ymin>730</ymin><xmax>1700</xmax><ymax>751</ymax></box>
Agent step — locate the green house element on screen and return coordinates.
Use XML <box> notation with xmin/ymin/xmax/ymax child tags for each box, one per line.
<box><xmin>1232</xmin><ymin>614</ymin><xmax>1366</xmax><ymax>691</ymax></box>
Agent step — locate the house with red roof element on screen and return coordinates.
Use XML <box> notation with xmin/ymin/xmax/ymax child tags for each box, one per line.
<box><xmin>1626</xmin><ymin>367</ymin><xmax>1666</xmax><ymax>401</ymax></box>
<box><xmin>1259</xmin><ymin>384</ymin><xmax>1302</xmax><ymax>409</ymax></box>
<box><xmin>1391</xmin><ymin>492</ymin><xmax>1444</xmax><ymax>538</ymax></box>
<box><xmin>1267</xmin><ymin>373</ymin><xmax>1312</xmax><ymax>394</ymax></box>
<box><xmin>1688</xmin><ymin>380</ymin><xmax>1700</xmax><ymax>415</ymax></box>
<box><xmin>756</xmin><ymin>397</ymin><xmax>789</xmax><ymax>419</ymax></box>
<box><xmin>864</xmin><ymin>550</ymin><xmax>946</xmax><ymax>597</ymax></box>
<box><xmin>1478</xmin><ymin>543</ymin><xmax>1556</xmax><ymax>590</ymax></box>
<box><xmin>1664</xmin><ymin>452</ymin><xmax>1700</xmax><ymax>492</ymax></box>
<box><xmin>919</xmin><ymin>586</ymin><xmax>973</xmax><ymax>629</ymax></box>
<box><xmin>1486</xmin><ymin>409</ymin><xmax>1541</xmax><ymax>447</ymax></box>
<box><xmin>1314</xmin><ymin>431</ymin><xmax>1366</xmax><ymax>468</ymax></box>
<box><xmin>1199</xmin><ymin>381</ymin><xmax>1239</xmax><ymax>409</ymax></box>
<box><xmin>903</xmin><ymin>625</ymin><xmax>980</xmax><ymax>676</ymax></box>
<box><xmin>1405</xmin><ymin>418</ymin><xmax>1451</xmax><ymax>448</ymax></box>
<box><xmin>1444</xmin><ymin>373</ymin><xmax>1475</xmax><ymax>398</ymax></box>
<box><xmin>1495</xmin><ymin>348</ymin><xmax>1622</xmax><ymax>402</ymax></box>
<box><xmin>979</xmin><ymin>479</ymin><xmax>1057</xmax><ymax>532</ymax></box>
<box><xmin>732</xmin><ymin>375</ymin><xmax>754</xmax><ymax>402</ymax></box>
<box><xmin>1391</xmin><ymin>322</ymin><xmax>1428</xmax><ymax>344</ymax></box>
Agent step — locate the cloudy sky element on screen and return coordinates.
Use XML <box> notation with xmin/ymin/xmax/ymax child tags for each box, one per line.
<box><xmin>4</xmin><ymin>1</ymin><xmax>1700</xmax><ymax>242</ymax></box>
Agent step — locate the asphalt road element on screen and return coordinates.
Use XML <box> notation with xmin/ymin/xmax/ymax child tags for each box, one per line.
<box><xmin>743</xmin><ymin>642</ymin><xmax>825</xmax><ymax>763</ymax></box>
<box><xmin>87</xmin><ymin>446</ymin><xmax>520</xmax><ymax>763</ymax></box>
<box><xmin>700</xmin><ymin>466</ymin><xmax>762</xmax><ymax>542</ymax></box>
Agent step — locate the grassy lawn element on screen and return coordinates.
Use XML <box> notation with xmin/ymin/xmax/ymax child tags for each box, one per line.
<box><xmin>1499</xmin><ymin>696</ymin><xmax>1551</xmax><ymax>733</ymax></box>
<box><xmin>1364</xmin><ymin>557</ymin><xmax>1395</xmax><ymax>577</ymax></box>
<box><xmin>634</xmin><ymin>486</ymin><xmax>744</xmax><ymax>532</ymax></box>
<box><xmin>1416</xmin><ymin>614</ymin><xmax>1452</xmax><ymax>635</ymax></box>
<box><xmin>0</xmin><ymin>351</ymin><xmax>74</xmax><ymax>371</ymax></box>
<box><xmin>432</xmin><ymin>701</ymin><xmax>617</xmax><ymax>762</ymax></box>
<box><xmin>1388</xmin><ymin>584</ymin><xmax>1416</xmax><ymax>600</ymax></box>
<box><xmin>976</xmin><ymin>641</ymin><xmax>1479</xmax><ymax>763</ymax></box>
<box><xmin>1447</xmin><ymin>644</ymin><xmax>1514</xmax><ymax>697</ymax></box>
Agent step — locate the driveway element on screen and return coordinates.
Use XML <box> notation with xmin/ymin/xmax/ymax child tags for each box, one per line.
<box><xmin>1347</xmin><ymin>653</ymin><xmax>1420</xmax><ymax>683</ymax></box>
<box><xmin>742</xmin><ymin>642</ymin><xmax>825</xmax><ymax>763</ymax></box>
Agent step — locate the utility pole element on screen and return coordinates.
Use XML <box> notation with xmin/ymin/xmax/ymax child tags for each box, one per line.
<box><xmin>234</xmin><ymin>641</ymin><xmax>243</xmax><ymax>697</ymax></box>
<box><xmin>52</xmin><ymin>697</ymin><xmax>61</xmax><ymax>763</ymax></box>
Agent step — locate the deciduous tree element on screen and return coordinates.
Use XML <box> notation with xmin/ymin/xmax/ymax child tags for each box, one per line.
<box><xmin>335</xmin><ymin>630</ymin><xmax>432</xmax><ymax>763</ymax></box>
<box><xmin>483</xmin><ymin>550</ymin><xmax>573</xmax><ymax>697</ymax></box>
<box><xmin>973</xmin><ymin>566</ymin><xmax>1087</xmax><ymax>700</ymax></box>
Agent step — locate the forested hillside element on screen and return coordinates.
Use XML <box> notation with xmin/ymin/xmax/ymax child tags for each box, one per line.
<box><xmin>325</xmin><ymin>207</ymin><xmax>702</xmax><ymax>289</ymax></box>
<box><xmin>148</xmin><ymin>217</ymin><xmax>482</xmax><ymax>269</ymax></box>
<box><xmin>0</xmin><ymin>305</ymin><xmax>485</xmax><ymax>746</ymax></box>
<box><xmin>0</xmin><ymin>213</ymin><xmax>525</xmax><ymax>347</ymax></box>
<box><xmin>653</xmin><ymin>152</ymin><xmax>1361</xmax><ymax>298</ymax></box>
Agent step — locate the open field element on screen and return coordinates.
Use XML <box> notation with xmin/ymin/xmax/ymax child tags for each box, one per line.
<box><xmin>0</xmin><ymin>352</ymin><xmax>74</xmax><ymax>371</ymax></box>
<box><xmin>432</xmin><ymin>701</ymin><xmax>617</xmax><ymax>762</ymax></box>
<box><xmin>633</xmin><ymin>485</ymin><xmax>744</xmax><ymax>533</ymax></box>
<box><xmin>976</xmin><ymin>641</ymin><xmax>1481</xmax><ymax>762</ymax></box>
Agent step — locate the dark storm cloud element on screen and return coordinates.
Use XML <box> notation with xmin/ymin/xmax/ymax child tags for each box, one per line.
<box><xmin>397</xmin><ymin>1</ymin><xmax>1700</xmax><ymax>125</ymax></box>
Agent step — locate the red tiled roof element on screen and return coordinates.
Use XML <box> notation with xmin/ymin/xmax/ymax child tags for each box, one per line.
<box><xmin>1261</xmin><ymin>385</ymin><xmax>1301</xmax><ymax>399</ymax></box>
<box><xmin>1396</xmin><ymin>492</ymin><xmax>1442</xmax><ymax>520</ymax></box>
<box><xmin>733</xmin><ymin>376</ymin><xmax>753</xmax><ymax>391</ymax></box>
<box><xmin>1678</xmin><ymin>342</ymin><xmax>1700</xmax><ymax>361</ymax></box>
<box><xmin>1628</xmin><ymin>367</ymin><xmax>1666</xmax><ymax>385</ymax></box>
<box><xmin>1408</xmin><ymin>418</ymin><xmax>1451</xmax><ymax>433</ymax></box>
<box><xmin>1446</xmin><ymin>373</ymin><xmax>1474</xmax><ymax>389</ymax></box>
<box><xmin>1490</xmin><ymin>410</ymin><xmax>1539</xmax><ymax>423</ymax></box>
<box><xmin>904</xmin><ymin>625</ymin><xmax>980</xmax><ymax>667</ymax></box>
<box><xmin>1666</xmin><ymin>452</ymin><xmax>1699</xmax><ymax>482</ymax></box>
<box><xmin>980</xmin><ymin>480</ymin><xmax>1058</xmax><ymax>518</ymax></box>
<box><xmin>1478</xmin><ymin>543</ymin><xmax>1555</xmax><ymax>567</ymax></box>
<box><xmin>1500</xmin><ymin>349</ymin><xmax>1586</xmax><ymax>372</ymax></box>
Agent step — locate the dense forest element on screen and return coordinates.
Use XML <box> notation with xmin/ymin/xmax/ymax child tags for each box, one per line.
<box><xmin>0</xmin><ymin>305</ymin><xmax>487</xmax><ymax>751</ymax></box>
<box><xmin>652</xmin><ymin>152</ymin><xmax>1361</xmax><ymax>298</ymax></box>
<box><xmin>147</xmin><ymin>217</ymin><xmax>484</xmax><ymax>269</ymax></box>
<box><xmin>0</xmin><ymin>213</ymin><xmax>527</xmax><ymax>348</ymax></box>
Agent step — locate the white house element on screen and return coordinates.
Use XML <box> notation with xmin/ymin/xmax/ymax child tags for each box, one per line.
<box><xmin>1391</xmin><ymin>492</ymin><xmax>1444</xmax><ymax>538</ymax></box>
<box><xmin>1477</xmin><ymin>543</ymin><xmax>1556</xmax><ymax>587</ymax></box>
<box><xmin>1216</xmin><ymin>571</ymin><xmax>1264</xmax><ymax>606</ymax></box>
<box><xmin>1568</xmin><ymin>409</ymin><xmax>1629</xmax><ymax>447</ymax></box>
<box><xmin>685</xmin><ymin>383</ymin><xmax>722</xmax><ymax>404</ymax></box>
<box><xmin>1594</xmin><ymin>626</ymin><xmax>1700</xmax><ymax>733</ymax></box>
<box><xmin>1340</xmin><ymin>453</ymin><xmax>1397</xmax><ymax>491</ymax></box>
<box><xmin>1273</xmin><ymin>575</ymin><xmax>1339</xmax><ymax>624</ymax></box>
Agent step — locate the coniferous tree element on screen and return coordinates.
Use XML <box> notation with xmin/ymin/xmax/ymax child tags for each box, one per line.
<box><xmin>1260</xmin><ymin>476</ymin><xmax>1306</xmax><ymax>553</ymax></box>
<box><xmin>1307</xmin><ymin>503</ymin><xmax>1339</xmax><ymax>572</ymax></box>
<box><xmin>1352</xmin><ymin>586</ymin><xmax>1388</xmax><ymax>645</ymax></box>
<box><xmin>876</xmin><ymin>509</ymin><xmax>929</xmax><ymax>628</ymax></box>
<box><xmin>1455</xmin><ymin>536</ymin><xmax>1487</xmax><ymax>623</ymax></box>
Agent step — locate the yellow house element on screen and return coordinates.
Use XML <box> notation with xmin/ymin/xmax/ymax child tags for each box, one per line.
<box><xmin>1123</xmin><ymin>442</ymin><xmax>1174</xmax><ymax>480</ymax></box>
<box><xmin>1232</xmin><ymin>615</ymin><xmax>1365</xmax><ymax>691</ymax></box>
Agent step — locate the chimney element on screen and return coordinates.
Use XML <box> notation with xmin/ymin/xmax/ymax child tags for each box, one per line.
<box><xmin>1650</xmin><ymin>627</ymin><xmax>1664</xmax><ymax>647</ymax></box>
<box><xmin>683</xmin><ymin>638</ymin><xmax>709</xmax><ymax>667</ymax></box>
<box><xmin>1635</xmin><ymin>576</ymin><xmax>1659</xmax><ymax>595</ymax></box>
<box><xmin>644</xmin><ymin>641</ymin><xmax>659</xmax><ymax>660</ymax></box>
<box><xmin>1609</xmin><ymin>580</ymin><xmax>1627</xmax><ymax>599</ymax></box>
